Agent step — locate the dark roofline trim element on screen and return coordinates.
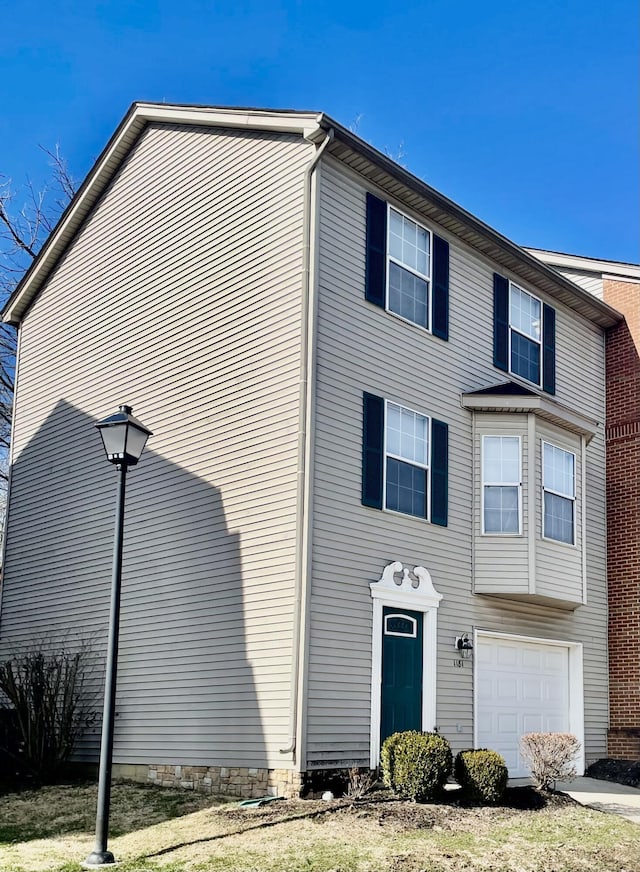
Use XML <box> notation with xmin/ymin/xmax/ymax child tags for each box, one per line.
<box><xmin>317</xmin><ymin>114</ymin><xmax>622</xmax><ymax>329</ymax></box>
<box><xmin>463</xmin><ymin>381</ymin><xmax>539</xmax><ymax>397</ymax></box>
<box><xmin>2</xmin><ymin>103</ymin><xmax>624</xmax><ymax>329</ymax></box>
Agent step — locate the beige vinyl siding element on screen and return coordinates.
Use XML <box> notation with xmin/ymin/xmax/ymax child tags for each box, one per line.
<box><xmin>306</xmin><ymin>156</ymin><xmax>608</xmax><ymax>769</ymax></box>
<box><xmin>556</xmin><ymin>269</ymin><xmax>604</xmax><ymax>299</ymax></box>
<box><xmin>534</xmin><ymin>420</ymin><xmax>583</xmax><ymax>604</ymax></box>
<box><xmin>0</xmin><ymin>123</ymin><xmax>312</xmax><ymax>768</ymax></box>
<box><xmin>473</xmin><ymin>414</ymin><xmax>529</xmax><ymax>597</ymax></box>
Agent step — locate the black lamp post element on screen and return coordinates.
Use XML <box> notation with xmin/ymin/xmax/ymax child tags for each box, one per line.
<box><xmin>84</xmin><ymin>405</ymin><xmax>152</xmax><ymax>869</ymax></box>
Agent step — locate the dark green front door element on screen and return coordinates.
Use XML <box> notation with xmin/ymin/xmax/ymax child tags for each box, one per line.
<box><xmin>380</xmin><ymin>607</ymin><xmax>423</xmax><ymax>746</ymax></box>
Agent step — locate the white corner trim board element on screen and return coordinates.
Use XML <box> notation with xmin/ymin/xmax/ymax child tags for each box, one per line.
<box><xmin>369</xmin><ymin>561</ymin><xmax>442</xmax><ymax>767</ymax></box>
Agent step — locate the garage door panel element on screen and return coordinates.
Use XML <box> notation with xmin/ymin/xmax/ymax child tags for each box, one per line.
<box><xmin>546</xmin><ymin>714</ymin><xmax>566</xmax><ymax>732</ymax></box>
<box><xmin>496</xmin><ymin>678</ymin><xmax>518</xmax><ymax>701</ymax></box>
<box><xmin>522</xmin><ymin>649</ymin><xmax>542</xmax><ymax>669</ymax></box>
<box><xmin>497</xmin><ymin>713</ymin><xmax>518</xmax><ymax>734</ymax></box>
<box><xmin>522</xmin><ymin>713</ymin><xmax>544</xmax><ymax>733</ymax></box>
<box><xmin>477</xmin><ymin>677</ymin><xmax>493</xmax><ymax>699</ymax></box>
<box><xmin>477</xmin><ymin>635</ymin><xmax>571</xmax><ymax>777</ymax></box>
<box><xmin>497</xmin><ymin>646</ymin><xmax>518</xmax><ymax>667</ymax></box>
<box><xmin>547</xmin><ymin>681</ymin><xmax>566</xmax><ymax>702</ymax></box>
<box><xmin>522</xmin><ymin>678</ymin><xmax>543</xmax><ymax>701</ymax></box>
<box><xmin>545</xmin><ymin>651</ymin><xmax>567</xmax><ymax>672</ymax></box>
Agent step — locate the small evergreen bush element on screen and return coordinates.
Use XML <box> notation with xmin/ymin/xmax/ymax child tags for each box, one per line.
<box><xmin>454</xmin><ymin>749</ymin><xmax>508</xmax><ymax>803</ymax></box>
<box><xmin>381</xmin><ymin>730</ymin><xmax>452</xmax><ymax>802</ymax></box>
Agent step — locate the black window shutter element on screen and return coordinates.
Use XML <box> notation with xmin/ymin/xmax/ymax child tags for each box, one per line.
<box><xmin>432</xmin><ymin>234</ymin><xmax>449</xmax><ymax>341</ymax></box>
<box><xmin>493</xmin><ymin>273</ymin><xmax>509</xmax><ymax>372</ymax></box>
<box><xmin>430</xmin><ymin>419</ymin><xmax>448</xmax><ymax>526</ymax></box>
<box><xmin>365</xmin><ymin>193</ymin><xmax>387</xmax><ymax>308</ymax></box>
<box><xmin>362</xmin><ymin>393</ymin><xmax>384</xmax><ymax>509</ymax></box>
<box><xmin>542</xmin><ymin>304</ymin><xmax>556</xmax><ymax>394</ymax></box>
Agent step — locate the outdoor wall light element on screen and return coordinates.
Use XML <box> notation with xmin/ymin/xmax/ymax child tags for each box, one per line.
<box><xmin>84</xmin><ymin>405</ymin><xmax>152</xmax><ymax>869</ymax></box>
<box><xmin>455</xmin><ymin>634</ymin><xmax>474</xmax><ymax>659</ymax></box>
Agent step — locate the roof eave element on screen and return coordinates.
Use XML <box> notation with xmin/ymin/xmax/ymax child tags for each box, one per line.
<box><xmin>317</xmin><ymin>115</ymin><xmax>623</xmax><ymax>330</ymax></box>
<box><xmin>460</xmin><ymin>391</ymin><xmax>600</xmax><ymax>440</ymax></box>
<box><xmin>3</xmin><ymin>104</ymin><xmax>624</xmax><ymax>331</ymax></box>
<box><xmin>2</xmin><ymin>103</ymin><xmax>325</xmax><ymax>326</ymax></box>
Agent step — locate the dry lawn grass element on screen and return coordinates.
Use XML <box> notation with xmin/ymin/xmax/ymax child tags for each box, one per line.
<box><xmin>0</xmin><ymin>781</ymin><xmax>638</xmax><ymax>872</ymax></box>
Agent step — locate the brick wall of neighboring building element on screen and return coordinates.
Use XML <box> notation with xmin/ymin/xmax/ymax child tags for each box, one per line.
<box><xmin>604</xmin><ymin>278</ymin><xmax>640</xmax><ymax>760</ymax></box>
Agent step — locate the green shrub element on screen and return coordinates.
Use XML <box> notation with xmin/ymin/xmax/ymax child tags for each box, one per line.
<box><xmin>381</xmin><ymin>730</ymin><xmax>452</xmax><ymax>802</ymax></box>
<box><xmin>454</xmin><ymin>749</ymin><xmax>508</xmax><ymax>803</ymax></box>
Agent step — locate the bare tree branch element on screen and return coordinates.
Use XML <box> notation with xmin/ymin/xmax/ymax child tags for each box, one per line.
<box><xmin>0</xmin><ymin>147</ymin><xmax>76</xmax><ymax>488</ymax></box>
<box><xmin>40</xmin><ymin>144</ymin><xmax>76</xmax><ymax>205</ymax></box>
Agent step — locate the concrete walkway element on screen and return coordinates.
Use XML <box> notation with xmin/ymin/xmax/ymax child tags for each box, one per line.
<box><xmin>556</xmin><ymin>776</ymin><xmax>640</xmax><ymax>825</ymax></box>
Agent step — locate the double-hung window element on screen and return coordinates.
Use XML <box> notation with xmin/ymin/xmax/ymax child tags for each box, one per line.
<box><xmin>362</xmin><ymin>393</ymin><xmax>449</xmax><ymax>526</ymax></box>
<box><xmin>385</xmin><ymin>402</ymin><xmax>430</xmax><ymax>517</ymax></box>
<box><xmin>387</xmin><ymin>208</ymin><xmax>431</xmax><ymax>330</ymax></box>
<box><xmin>509</xmin><ymin>283</ymin><xmax>542</xmax><ymax>385</ymax></box>
<box><xmin>493</xmin><ymin>272</ymin><xmax>556</xmax><ymax>394</ymax></box>
<box><xmin>365</xmin><ymin>193</ymin><xmax>450</xmax><ymax>340</ymax></box>
<box><xmin>482</xmin><ymin>435</ymin><xmax>521</xmax><ymax>534</ymax></box>
<box><xmin>543</xmin><ymin>442</ymin><xmax>575</xmax><ymax>544</ymax></box>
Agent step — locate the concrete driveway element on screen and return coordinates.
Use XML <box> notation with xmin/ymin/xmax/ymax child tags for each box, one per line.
<box><xmin>556</xmin><ymin>776</ymin><xmax>640</xmax><ymax>825</ymax></box>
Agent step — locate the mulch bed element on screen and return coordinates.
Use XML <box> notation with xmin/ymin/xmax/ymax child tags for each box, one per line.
<box><xmin>219</xmin><ymin>786</ymin><xmax>573</xmax><ymax>834</ymax></box>
<box><xmin>586</xmin><ymin>758</ymin><xmax>640</xmax><ymax>789</ymax></box>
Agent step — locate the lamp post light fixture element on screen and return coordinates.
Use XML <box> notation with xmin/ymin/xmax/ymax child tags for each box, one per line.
<box><xmin>84</xmin><ymin>405</ymin><xmax>152</xmax><ymax>869</ymax></box>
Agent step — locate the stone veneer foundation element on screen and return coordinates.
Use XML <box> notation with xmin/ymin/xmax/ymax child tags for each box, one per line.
<box><xmin>112</xmin><ymin>763</ymin><xmax>304</xmax><ymax>799</ymax></box>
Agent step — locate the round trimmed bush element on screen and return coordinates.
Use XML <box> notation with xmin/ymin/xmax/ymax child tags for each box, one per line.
<box><xmin>454</xmin><ymin>749</ymin><xmax>508</xmax><ymax>803</ymax></box>
<box><xmin>381</xmin><ymin>730</ymin><xmax>453</xmax><ymax>802</ymax></box>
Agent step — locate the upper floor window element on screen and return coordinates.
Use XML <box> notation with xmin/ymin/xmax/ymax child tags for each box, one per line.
<box><xmin>543</xmin><ymin>442</ymin><xmax>575</xmax><ymax>544</ymax></box>
<box><xmin>510</xmin><ymin>283</ymin><xmax>542</xmax><ymax>385</ymax></box>
<box><xmin>385</xmin><ymin>402</ymin><xmax>430</xmax><ymax>517</ymax></box>
<box><xmin>362</xmin><ymin>392</ymin><xmax>449</xmax><ymax>526</ymax></box>
<box><xmin>482</xmin><ymin>435</ymin><xmax>521</xmax><ymax>534</ymax></box>
<box><xmin>493</xmin><ymin>272</ymin><xmax>556</xmax><ymax>394</ymax></box>
<box><xmin>388</xmin><ymin>208</ymin><xmax>431</xmax><ymax>330</ymax></box>
<box><xmin>365</xmin><ymin>192</ymin><xmax>450</xmax><ymax>340</ymax></box>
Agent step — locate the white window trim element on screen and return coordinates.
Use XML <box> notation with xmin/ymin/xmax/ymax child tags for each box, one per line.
<box><xmin>370</xmin><ymin>562</ymin><xmax>442</xmax><ymax>768</ymax></box>
<box><xmin>384</xmin><ymin>613</ymin><xmax>418</xmax><ymax>638</ymax></box>
<box><xmin>541</xmin><ymin>440</ymin><xmax>577</xmax><ymax>547</ymax></box>
<box><xmin>481</xmin><ymin>434</ymin><xmax>522</xmax><ymax>536</ymax></box>
<box><xmin>473</xmin><ymin>629</ymin><xmax>585</xmax><ymax>777</ymax></box>
<box><xmin>383</xmin><ymin>399</ymin><xmax>431</xmax><ymax>521</ymax></box>
<box><xmin>508</xmin><ymin>281</ymin><xmax>543</xmax><ymax>388</ymax></box>
<box><xmin>385</xmin><ymin>204</ymin><xmax>433</xmax><ymax>333</ymax></box>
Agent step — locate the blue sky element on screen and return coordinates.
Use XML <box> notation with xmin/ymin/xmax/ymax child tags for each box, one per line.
<box><xmin>1</xmin><ymin>0</ymin><xmax>638</xmax><ymax>262</ymax></box>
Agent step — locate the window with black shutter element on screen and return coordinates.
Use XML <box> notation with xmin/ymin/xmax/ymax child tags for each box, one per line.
<box><xmin>365</xmin><ymin>193</ymin><xmax>449</xmax><ymax>340</ymax></box>
<box><xmin>362</xmin><ymin>393</ymin><xmax>448</xmax><ymax>526</ymax></box>
<box><xmin>493</xmin><ymin>273</ymin><xmax>556</xmax><ymax>394</ymax></box>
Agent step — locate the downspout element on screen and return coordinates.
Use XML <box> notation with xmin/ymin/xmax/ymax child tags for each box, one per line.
<box><xmin>280</xmin><ymin>126</ymin><xmax>334</xmax><ymax>757</ymax></box>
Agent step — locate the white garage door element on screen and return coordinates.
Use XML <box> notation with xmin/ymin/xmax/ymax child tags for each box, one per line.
<box><xmin>476</xmin><ymin>634</ymin><xmax>570</xmax><ymax>777</ymax></box>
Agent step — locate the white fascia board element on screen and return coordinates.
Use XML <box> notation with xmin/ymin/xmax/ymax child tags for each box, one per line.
<box><xmin>2</xmin><ymin>103</ymin><xmax>323</xmax><ymax>325</ymax></box>
<box><xmin>526</xmin><ymin>248</ymin><xmax>640</xmax><ymax>281</ymax></box>
<box><xmin>461</xmin><ymin>393</ymin><xmax>599</xmax><ymax>440</ymax></box>
<box><xmin>132</xmin><ymin>103</ymin><xmax>323</xmax><ymax>139</ymax></box>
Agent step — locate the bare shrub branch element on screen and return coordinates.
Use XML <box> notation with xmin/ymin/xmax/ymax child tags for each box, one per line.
<box><xmin>520</xmin><ymin>732</ymin><xmax>581</xmax><ymax>791</ymax></box>
<box><xmin>0</xmin><ymin>639</ymin><xmax>97</xmax><ymax>782</ymax></box>
<box><xmin>345</xmin><ymin>767</ymin><xmax>376</xmax><ymax>799</ymax></box>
